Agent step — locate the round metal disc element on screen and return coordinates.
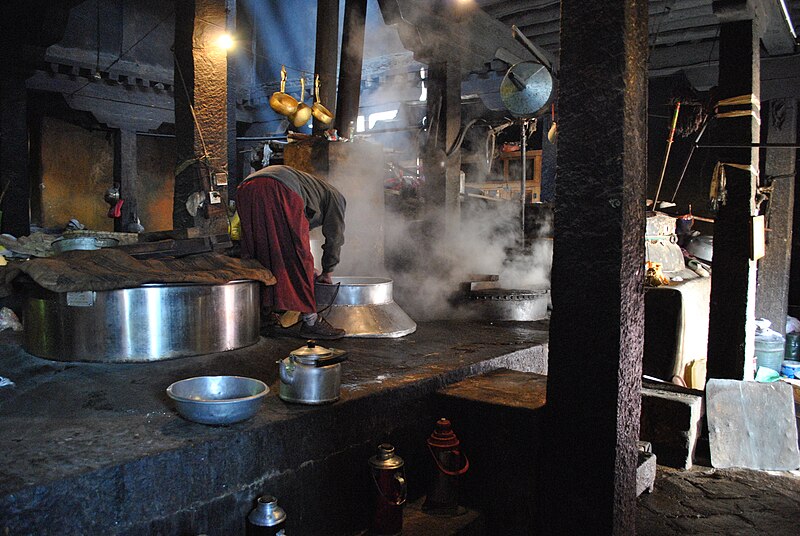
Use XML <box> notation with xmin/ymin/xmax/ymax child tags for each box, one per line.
<box><xmin>500</xmin><ymin>61</ymin><xmax>554</xmax><ymax>117</ymax></box>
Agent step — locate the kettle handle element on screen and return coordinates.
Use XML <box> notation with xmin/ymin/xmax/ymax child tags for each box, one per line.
<box><xmin>278</xmin><ymin>359</ymin><xmax>295</xmax><ymax>385</ymax></box>
<box><xmin>370</xmin><ymin>469</ymin><xmax>407</xmax><ymax>506</ymax></box>
<box><xmin>428</xmin><ymin>444</ymin><xmax>470</xmax><ymax>476</ymax></box>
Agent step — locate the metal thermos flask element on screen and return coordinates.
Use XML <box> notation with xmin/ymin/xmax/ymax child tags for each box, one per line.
<box><xmin>368</xmin><ymin>443</ymin><xmax>407</xmax><ymax>536</ymax></box>
<box><xmin>247</xmin><ymin>495</ymin><xmax>287</xmax><ymax>536</ymax></box>
<box><xmin>423</xmin><ymin>418</ymin><xmax>469</xmax><ymax>516</ymax></box>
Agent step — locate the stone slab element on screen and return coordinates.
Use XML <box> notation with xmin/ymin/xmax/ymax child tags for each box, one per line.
<box><xmin>707</xmin><ymin>379</ymin><xmax>800</xmax><ymax>470</ymax></box>
<box><xmin>436</xmin><ymin>368</ymin><xmax>547</xmax><ymax>411</ymax></box>
<box><xmin>640</xmin><ymin>384</ymin><xmax>705</xmax><ymax>469</ymax></box>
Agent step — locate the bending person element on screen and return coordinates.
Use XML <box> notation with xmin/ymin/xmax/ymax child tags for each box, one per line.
<box><xmin>237</xmin><ymin>164</ymin><xmax>346</xmax><ymax>339</ymax></box>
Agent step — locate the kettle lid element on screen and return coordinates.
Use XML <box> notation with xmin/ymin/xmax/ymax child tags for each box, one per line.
<box><xmin>369</xmin><ymin>443</ymin><xmax>404</xmax><ymax>470</ymax></box>
<box><xmin>427</xmin><ymin>418</ymin><xmax>460</xmax><ymax>449</ymax></box>
<box><xmin>291</xmin><ymin>341</ymin><xmax>333</xmax><ymax>363</ymax></box>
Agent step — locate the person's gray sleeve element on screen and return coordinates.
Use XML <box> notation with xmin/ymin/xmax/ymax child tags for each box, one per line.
<box><xmin>320</xmin><ymin>190</ymin><xmax>346</xmax><ymax>273</ymax></box>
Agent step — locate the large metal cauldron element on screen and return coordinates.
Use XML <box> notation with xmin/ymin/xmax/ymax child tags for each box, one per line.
<box><xmin>315</xmin><ymin>277</ymin><xmax>416</xmax><ymax>338</ymax></box>
<box><xmin>23</xmin><ymin>280</ymin><xmax>260</xmax><ymax>363</ymax></box>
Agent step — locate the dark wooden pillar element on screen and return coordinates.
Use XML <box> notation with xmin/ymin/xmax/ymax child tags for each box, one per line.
<box><xmin>174</xmin><ymin>0</ymin><xmax>231</xmax><ymax>233</ymax></box>
<box><xmin>0</xmin><ymin>78</ymin><xmax>30</xmax><ymax>237</ymax></box>
<box><xmin>113</xmin><ymin>129</ymin><xmax>139</xmax><ymax>233</ymax></box>
<box><xmin>755</xmin><ymin>98</ymin><xmax>796</xmax><ymax>336</ymax></box>
<box><xmin>707</xmin><ymin>14</ymin><xmax>760</xmax><ymax>380</ymax></box>
<box><xmin>422</xmin><ymin>60</ymin><xmax>462</xmax><ymax>237</ymax></box>
<box><xmin>540</xmin><ymin>0</ymin><xmax>647</xmax><ymax>533</ymax></box>
<box><xmin>314</xmin><ymin>0</ymin><xmax>340</xmax><ymax>135</ymax></box>
<box><xmin>335</xmin><ymin>0</ymin><xmax>367</xmax><ymax>136</ymax></box>
<box><xmin>225</xmin><ymin>0</ymin><xmax>237</xmax><ymax>192</ymax></box>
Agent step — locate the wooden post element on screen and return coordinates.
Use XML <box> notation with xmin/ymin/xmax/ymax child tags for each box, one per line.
<box><xmin>0</xmin><ymin>78</ymin><xmax>30</xmax><ymax>237</ymax></box>
<box><xmin>314</xmin><ymin>0</ymin><xmax>340</xmax><ymax>136</ymax></box>
<box><xmin>540</xmin><ymin>0</ymin><xmax>648</xmax><ymax>533</ymax></box>
<box><xmin>173</xmin><ymin>0</ymin><xmax>231</xmax><ymax>233</ymax></box>
<box><xmin>113</xmin><ymin>129</ymin><xmax>139</xmax><ymax>232</ymax></box>
<box><xmin>707</xmin><ymin>15</ymin><xmax>760</xmax><ymax>380</ymax></box>
<box><xmin>755</xmin><ymin>98</ymin><xmax>796</xmax><ymax>336</ymax></box>
<box><xmin>421</xmin><ymin>61</ymin><xmax>462</xmax><ymax>240</ymax></box>
<box><xmin>335</xmin><ymin>0</ymin><xmax>367</xmax><ymax>136</ymax></box>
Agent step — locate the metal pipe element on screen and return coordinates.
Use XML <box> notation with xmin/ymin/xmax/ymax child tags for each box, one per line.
<box><xmin>520</xmin><ymin>118</ymin><xmax>527</xmax><ymax>244</ymax></box>
<box><xmin>652</xmin><ymin>101</ymin><xmax>681</xmax><ymax>207</ymax></box>
<box><xmin>669</xmin><ymin>119</ymin><xmax>709</xmax><ymax>203</ymax></box>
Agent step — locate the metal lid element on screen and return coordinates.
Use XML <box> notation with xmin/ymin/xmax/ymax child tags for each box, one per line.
<box><xmin>427</xmin><ymin>418</ymin><xmax>460</xmax><ymax>449</ymax></box>
<box><xmin>291</xmin><ymin>341</ymin><xmax>333</xmax><ymax>364</ymax></box>
<box><xmin>247</xmin><ymin>495</ymin><xmax>287</xmax><ymax>527</ymax></box>
<box><xmin>369</xmin><ymin>443</ymin><xmax>404</xmax><ymax>470</ymax></box>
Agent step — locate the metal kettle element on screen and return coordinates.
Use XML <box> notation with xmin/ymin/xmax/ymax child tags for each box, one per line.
<box><xmin>278</xmin><ymin>341</ymin><xmax>347</xmax><ymax>405</ymax></box>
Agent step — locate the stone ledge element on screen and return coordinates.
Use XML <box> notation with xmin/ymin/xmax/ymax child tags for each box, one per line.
<box><xmin>640</xmin><ymin>385</ymin><xmax>705</xmax><ymax>469</ymax></box>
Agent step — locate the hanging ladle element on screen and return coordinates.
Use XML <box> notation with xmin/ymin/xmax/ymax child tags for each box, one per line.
<box><xmin>311</xmin><ymin>74</ymin><xmax>334</xmax><ymax>126</ymax></box>
<box><xmin>270</xmin><ymin>66</ymin><xmax>299</xmax><ymax>117</ymax></box>
<box><xmin>289</xmin><ymin>77</ymin><xmax>313</xmax><ymax>128</ymax></box>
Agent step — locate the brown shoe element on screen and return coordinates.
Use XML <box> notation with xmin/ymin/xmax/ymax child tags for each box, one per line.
<box><xmin>298</xmin><ymin>315</ymin><xmax>345</xmax><ymax>340</ymax></box>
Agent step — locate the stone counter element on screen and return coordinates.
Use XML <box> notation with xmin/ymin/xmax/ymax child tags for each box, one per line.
<box><xmin>0</xmin><ymin>320</ymin><xmax>548</xmax><ymax>535</ymax></box>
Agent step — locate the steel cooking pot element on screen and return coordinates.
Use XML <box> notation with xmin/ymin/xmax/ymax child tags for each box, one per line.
<box><xmin>278</xmin><ymin>341</ymin><xmax>347</xmax><ymax>404</ymax></box>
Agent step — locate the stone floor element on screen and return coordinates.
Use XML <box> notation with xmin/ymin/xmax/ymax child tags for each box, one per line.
<box><xmin>638</xmin><ymin>466</ymin><xmax>800</xmax><ymax>535</ymax></box>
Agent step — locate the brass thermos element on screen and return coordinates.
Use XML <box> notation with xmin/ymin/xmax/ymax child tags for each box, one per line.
<box><xmin>247</xmin><ymin>495</ymin><xmax>287</xmax><ymax>536</ymax></box>
<box><xmin>423</xmin><ymin>418</ymin><xmax>469</xmax><ymax>516</ymax></box>
<box><xmin>368</xmin><ymin>443</ymin><xmax>407</xmax><ymax>535</ymax></box>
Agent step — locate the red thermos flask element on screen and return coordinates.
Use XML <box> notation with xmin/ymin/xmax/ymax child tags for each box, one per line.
<box><xmin>368</xmin><ymin>443</ymin><xmax>407</xmax><ymax>535</ymax></box>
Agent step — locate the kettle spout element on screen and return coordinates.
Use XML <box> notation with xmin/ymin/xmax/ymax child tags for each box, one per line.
<box><xmin>279</xmin><ymin>361</ymin><xmax>295</xmax><ymax>385</ymax></box>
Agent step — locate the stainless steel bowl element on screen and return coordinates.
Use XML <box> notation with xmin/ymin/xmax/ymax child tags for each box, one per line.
<box><xmin>166</xmin><ymin>376</ymin><xmax>269</xmax><ymax>425</ymax></box>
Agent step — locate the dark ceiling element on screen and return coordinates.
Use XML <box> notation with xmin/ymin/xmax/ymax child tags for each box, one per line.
<box><xmin>475</xmin><ymin>0</ymin><xmax>800</xmax><ymax>87</ymax></box>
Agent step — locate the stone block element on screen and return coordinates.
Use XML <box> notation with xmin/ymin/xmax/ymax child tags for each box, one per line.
<box><xmin>434</xmin><ymin>369</ymin><xmax>547</xmax><ymax>534</ymax></box>
<box><xmin>640</xmin><ymin>385</ymin><xmax>705</xmax><ymax>469</ymax></box>
<box><xmin>636</xmin><ymin>451</ymin><xmax>657</xmax><ymax>496</ymax></box>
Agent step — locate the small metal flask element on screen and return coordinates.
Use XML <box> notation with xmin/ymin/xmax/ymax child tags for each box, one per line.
<box><xmin>368</xmin><ymin>443</ymin><xmax>407</xmax><ymax>536</ymax></box>
<box><xmin>422</xmin><ymin>418</ymin><xmax>469</xmax><ymax>516</ymax></box>
<box><xmin>246</xmin><ymin>495</ymin><xmax>287</xmax><ymax>536</ymax></box>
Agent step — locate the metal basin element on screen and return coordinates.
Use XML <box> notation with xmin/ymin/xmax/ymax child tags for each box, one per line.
<box><xmin>315</xmin><ymin>277</ymin><xmax>416</xmax><ymax>338</ymax></box>
<box><xmin>167</xmin><ymin>376</ymin><xmax>269</xmax><ymax>425</ymax></box>
<box><xmin>22</xmin><ymin>280</ymin><xmax>260</xmax><ymax>362</ymax></box>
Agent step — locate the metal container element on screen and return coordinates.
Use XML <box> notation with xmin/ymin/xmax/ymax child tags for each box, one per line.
<box><xmin>247</xmin><ymin>495</ymin><xmax>287</xmax><ymax>536</ymax></box>
<box><xmin>278</xmin><ymin>342</ymin><xmax>347</xmax><ymax>405</ymax></box>
<box><xmin>369</xmin><ymin>443</ymin><xmax>407</xmax><ymax>536</ymax></box>
<box><xmin>51</xmin><ymin>236</ymin><xmax>119</xmax><ymax>254</ymax></box>
<box><xmin>423</xmin><ymin>418</ymin><xmax>469</xmax><ymax>516</ymax></box>
<box><xmin>452</xmin><ymin>288</ymin><xmax>549</xmax><ymax>321</ymax></box>
<box><xmin>166</xmin><ymin>376</ymin><xmax>269</xmax><ymax>425</ymax></box>
<box><xmin>22</xmin><ymin>280</ymin><xmax>260</xmax><ymax>362</ymax></box>
<box><xmin>315</xmin><ymin>277</ymin><xmax>416</xmax><ymax>338</ymax></box>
